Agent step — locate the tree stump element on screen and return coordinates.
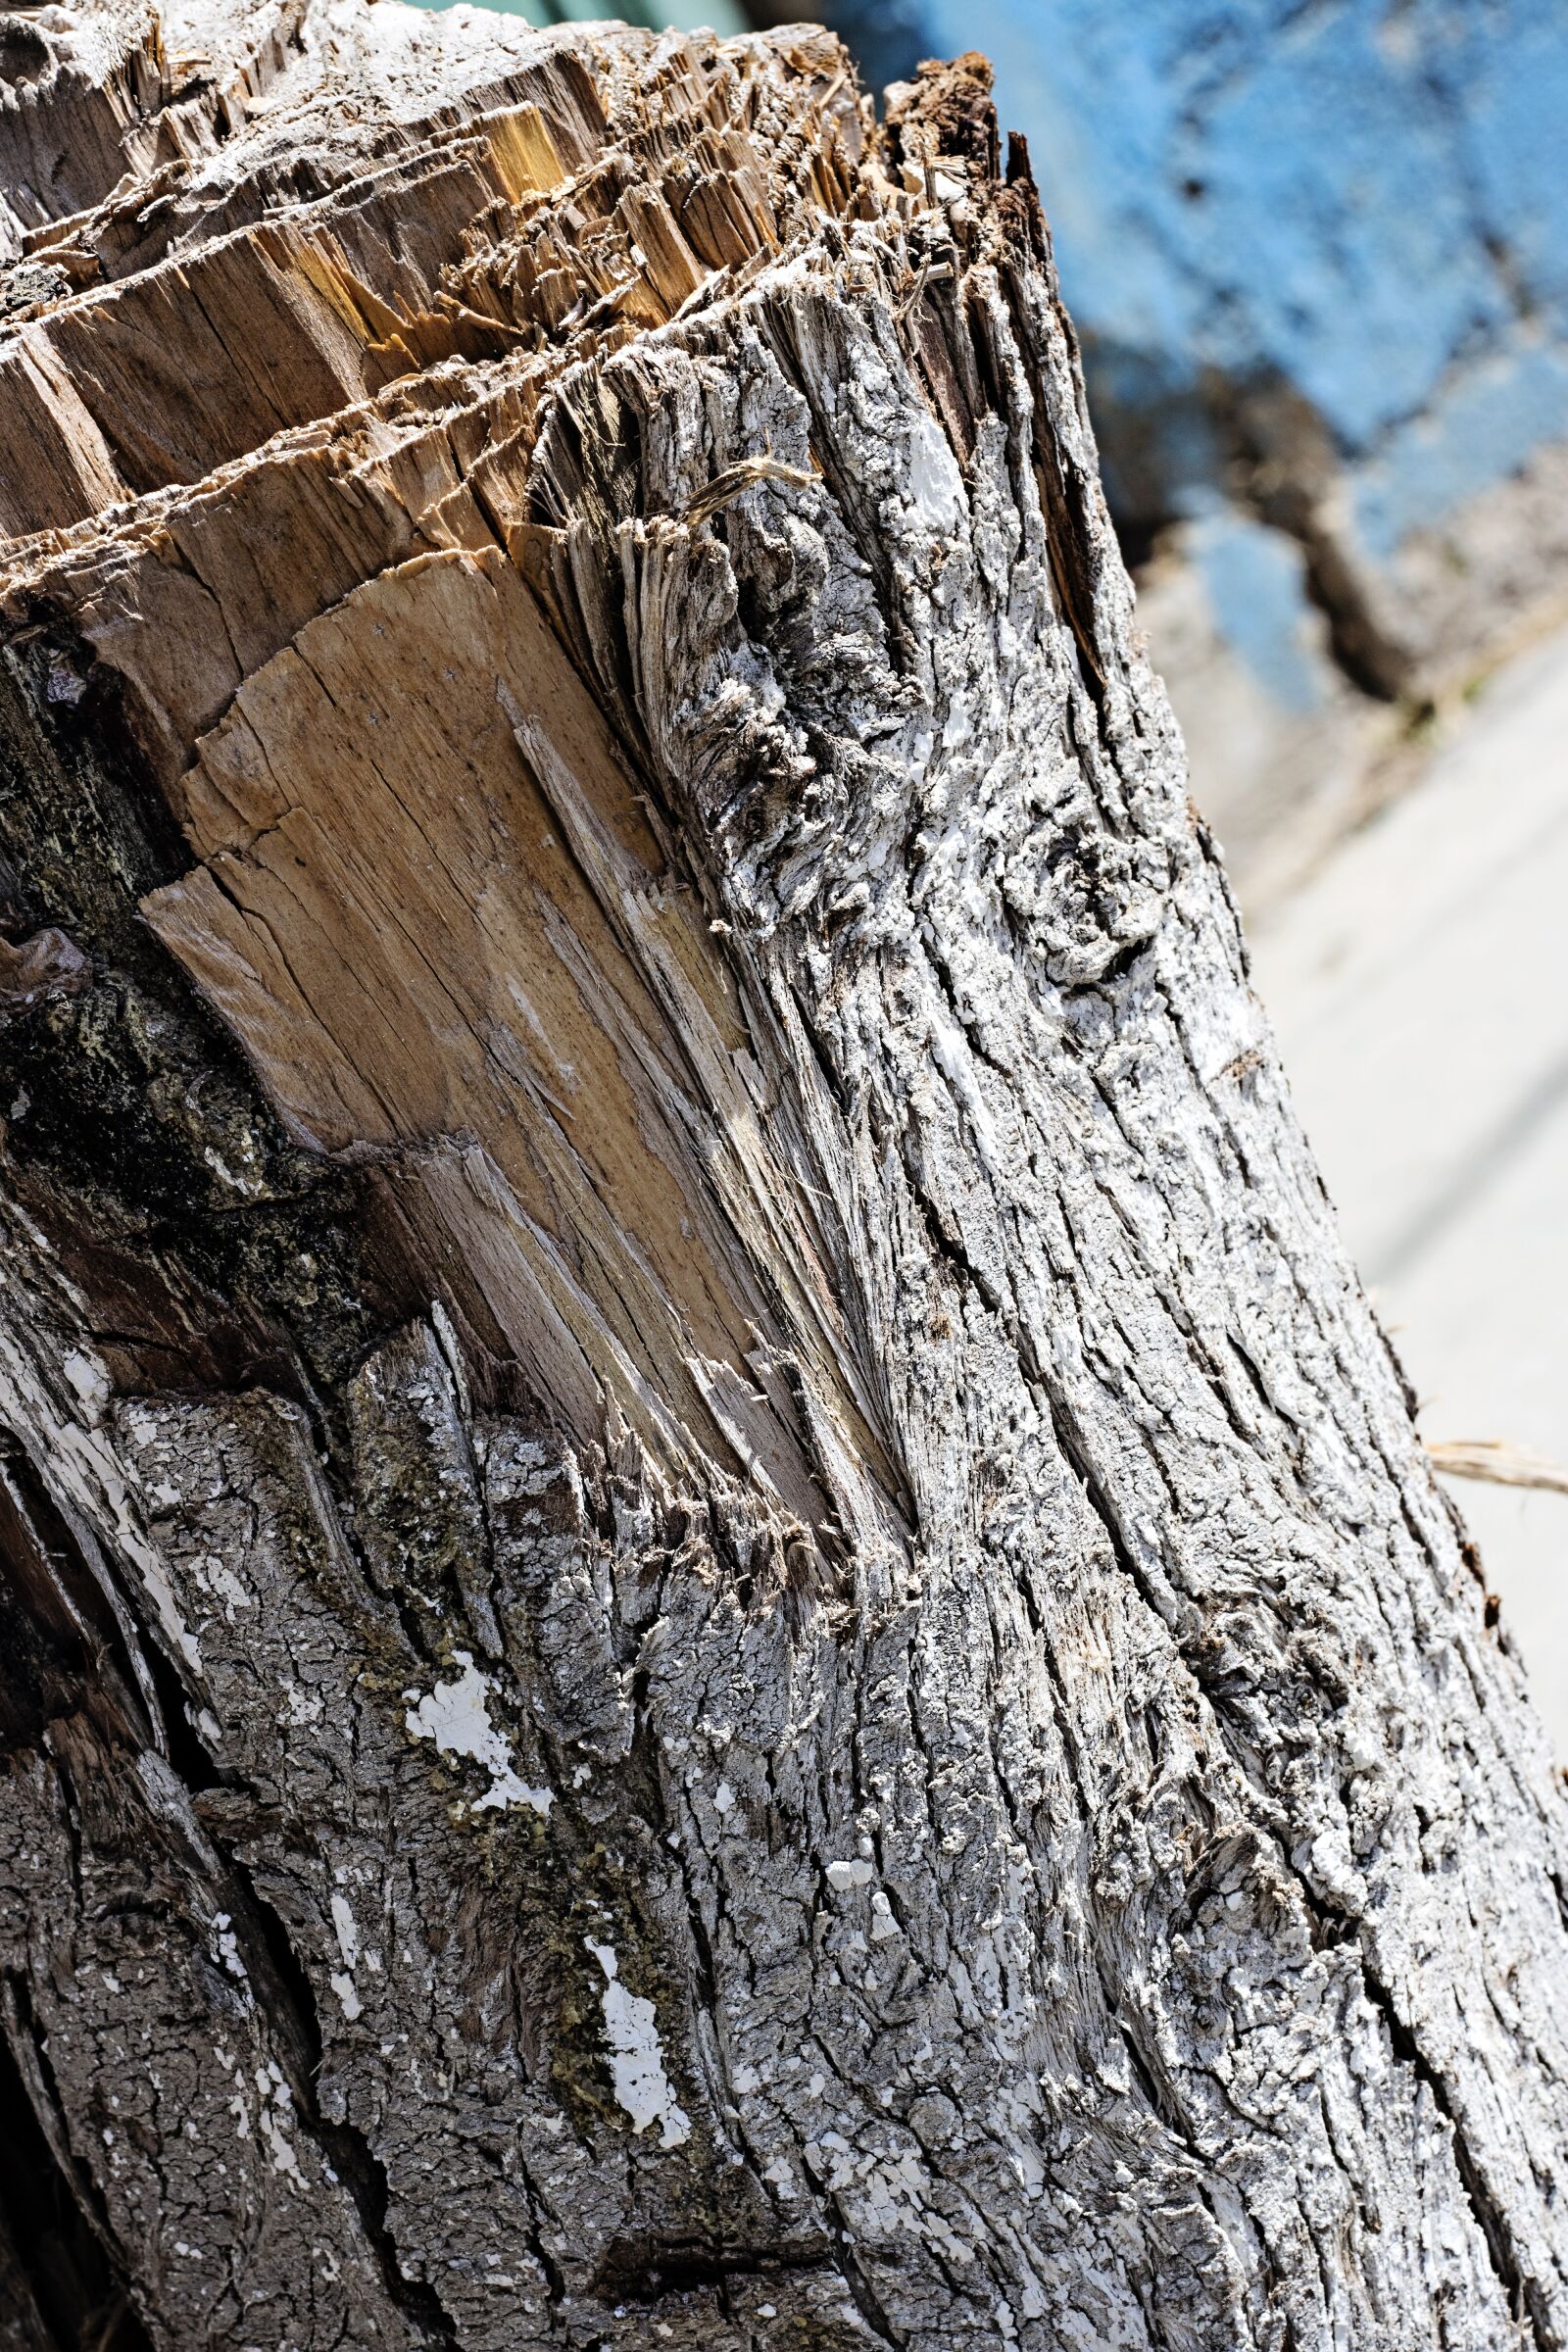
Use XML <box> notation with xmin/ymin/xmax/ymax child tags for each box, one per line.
<box><xmin>1</xmin><ymin>8</ymin><xmax>1565</xmax><ymax>2349</ymax></box>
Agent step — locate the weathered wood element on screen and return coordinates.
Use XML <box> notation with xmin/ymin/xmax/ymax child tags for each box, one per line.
<box><xmin>1</xmin><ymin>9</ymin><xmax>1565</xmax><ymax>2350</ymax></box>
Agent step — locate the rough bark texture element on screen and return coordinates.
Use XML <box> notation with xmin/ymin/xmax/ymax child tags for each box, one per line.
<box><xmin>1</xmin><ymin>8</ymin><xmax>1566</xmax><ymax>2351</ymax></box>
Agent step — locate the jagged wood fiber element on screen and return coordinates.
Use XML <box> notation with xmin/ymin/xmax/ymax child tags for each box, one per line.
<box><xmin>0</xmin><ymin>6</ymin><xmax>1566</xmax><ymax>2350</ymax></box>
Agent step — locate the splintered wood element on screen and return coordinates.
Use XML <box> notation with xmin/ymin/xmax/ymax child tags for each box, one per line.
<box><xmin>1</xmin><ymin>8</ymin><xmax>1566</xmax><ymax>2352</ymax></box>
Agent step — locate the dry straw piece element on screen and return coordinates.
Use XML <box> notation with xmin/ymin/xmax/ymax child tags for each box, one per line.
<box><xmin>1428</xmin><ymin>1438</ymin><xmax>1568</xmax><ymax>1496</ymax></box>
<box><xmin>681</xmin><ymin>454</ymin><xmax>818</xmax><ymax>526</ymax></box>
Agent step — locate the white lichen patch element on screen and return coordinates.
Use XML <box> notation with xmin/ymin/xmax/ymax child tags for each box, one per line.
<box><xmin>824</xmin><ymin>1857</ymin><xmax>873</xmax><ymax>1890</ymax></box>
<box><xmin>212</xmin><ymin>1912</ymin><xmax>247</xmax><ymax>1981</ymax></box>
<box><xmin>253</xmin><ymin>2061</ymin><xmax>305</xmax><ymax>2189</ymax></box>
<box><xmin>328</xmin><ymin>1972</ymin><xmax>363</xmax><ymax>2021</ymax></box>
<box><xmin>403</xmin><ymin>1652</ymin><xmax>552</xmax><ymax>1815</ymax></box>
<box><xmin>328</xmin><ymin>1892</ymin><xmax>363</xmax><ymax>2019</ymax></box>
<box><xmin>584</xmin><ymin>1939</ymin><xmax>690</xmax><ymax>2151</ymax></box>
<box><xmin>868</xmin><ymin>1889</ymin><xmax>901</xmax><ymax>1941</ymax></box>
<box><xmin>329</xmin><ymin>1892</ymin><xmax>360</xmax><ymax>1968</ymax></box>
<box><xmin>62</xmin><ymin>1346</ymin><xmax>110</xmax><ymax>1420</ymax></box>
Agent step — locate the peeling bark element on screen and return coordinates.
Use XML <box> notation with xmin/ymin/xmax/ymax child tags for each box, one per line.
<box><xmin>1</xmin><ymin>10</ymin><xmax>1566</xmax><ymax>2350</ymax></box>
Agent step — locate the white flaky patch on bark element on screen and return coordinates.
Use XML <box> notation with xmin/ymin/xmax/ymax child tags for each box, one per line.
<box><xmin>584</xmin><ymin>1939</ymin><xmax>692</xmax><ymax>2151</ymax></box>
<box><xmin>404</xmin><ymin>1652</ymin><xmax>554</xmax><ymax>1817</ymax></box>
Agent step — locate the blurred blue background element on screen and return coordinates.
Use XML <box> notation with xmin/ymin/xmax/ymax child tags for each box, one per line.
<box><xmin>818</xmin><ymin>0</ymin><xmax>1568</xmax><ymax>661</ymax></box>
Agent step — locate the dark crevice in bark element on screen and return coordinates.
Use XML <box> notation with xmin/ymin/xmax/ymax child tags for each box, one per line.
<box><xmin>130</xmin><ymin>1602</ymin><xmax>222</xmax><ymax>1800</ymax></box>
<box><xmin>198</xmin><ymin>1807</ymin><xmax>464</xmax><ymax>2349</ymax></box>
<box><xmin>1038</xmin><ymin>1363</ymin><xmax>1544</xmax><ymax>2337</ymax></box>
<box><xmin>508</xmin><ymin>2150</ymin><xmax>570</xmax><ymax>2313</ymax></box>
<box><xmin>1040</xmin><ymin>1385</ymin><xmax>1184</xmax><ymax>1637</ymax></box>
<box><xmin>898</xmin><ymin>1149</ymin><xmax>1008</xmax><ymax>1326</ymax></box>
<box><xmin>591</xmin><ymin>2231</ymin><xmax>832</xmax><ymax>2307</ymax></box>
<box><xmin>39</xmin><ymin>1432</ymin><xmax>464</xmax><ymax>2352</ymax></box>
<box><xmin>1549</xmin><ymin>1867</ymin><xmax>1568</xmax><ymax>1942</ymax></box>
<box><xmin>811</xmin><ymin>2201</ymin><xmax>901</xmax><ymax>2350</ymax></box>
<box><xmin>0</xmin><ymin>1438</ymin><xmax>156</xmax><ymax>1758</ymax></box>
<box><xmin>0</xmin><ymin>1993</ymin><xmax>156</xmax><ymax>2352</ymax></box>
<box><xmin>1356</xmin><ymin>1962</ymin><xmax>1549</xmax><ymax>2350</ymax></box>
<box><xmin>1</xmin><ymin>1446</ymin><xmax>460</xmax><ymax>2349</ymax></box>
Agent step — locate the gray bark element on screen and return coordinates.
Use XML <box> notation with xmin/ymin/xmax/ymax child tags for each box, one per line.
<box><xmin>1</xmin><ymin>8</ymin><xmax>1565</xmax><ymax>2350</ymax></box>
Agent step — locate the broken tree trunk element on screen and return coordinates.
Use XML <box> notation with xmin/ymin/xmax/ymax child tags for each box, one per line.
<box><xmin>1</xmin><ymin>7</ymin><xmax>1565</xmax><ymax>2349</ymax></box>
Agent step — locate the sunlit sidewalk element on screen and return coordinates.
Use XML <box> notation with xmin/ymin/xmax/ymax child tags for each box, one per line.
<box><xmin>1247</xmin><ymin>624</ymin><xmax>1568</xmax><ymax>1757</ymax></box>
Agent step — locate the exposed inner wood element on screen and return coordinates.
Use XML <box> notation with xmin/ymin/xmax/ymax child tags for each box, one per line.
<box><xmin>1</xmin><ymin>9</ymin><xmax>1566</xmax><ymax>2352</ymax></box>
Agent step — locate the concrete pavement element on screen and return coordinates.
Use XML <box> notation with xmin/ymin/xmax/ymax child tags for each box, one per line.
<box><xmin>1246</xmin><ymin>624</ymin><xmax>1568</xmax><ymax>1757</ymax></box>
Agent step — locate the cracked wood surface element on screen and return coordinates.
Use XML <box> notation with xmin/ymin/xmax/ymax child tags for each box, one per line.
<box><xmin>1</xmin><ymin>7</ymin><xmax>1566</xmax><ymax>2350</ymax></box>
